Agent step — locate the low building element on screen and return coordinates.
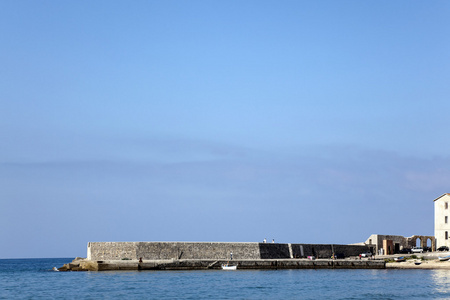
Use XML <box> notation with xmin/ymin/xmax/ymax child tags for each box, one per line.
<box><xmin>364</xmin><ymin>234</ymin><xmax>435</xmax><ymax>255</ymax></box>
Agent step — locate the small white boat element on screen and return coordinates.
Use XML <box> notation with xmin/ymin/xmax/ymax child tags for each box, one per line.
<box><xmin>394</xmin><ymin>256</ymin><xmax>406</xmax><ymax>262</ymax></box>
<box><xmin>414</xmin><ymin>260</ymin><xmax>422</xmax><ymax>265</ymax></box>
<box><xmin>221</xmin><ymin>264</ymin><xmax>237</xmax><ymax>270</ymax></box>
<box><xmin>438</xmin><ymin>255</ymin><xmax>450</xmax><ymax>261</ymax></box>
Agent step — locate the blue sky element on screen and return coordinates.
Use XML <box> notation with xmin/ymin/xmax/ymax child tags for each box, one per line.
<box><xmin>1</xmin><ymin>0</ymin><xmax>449</xmax><ymax>258</ymax></box>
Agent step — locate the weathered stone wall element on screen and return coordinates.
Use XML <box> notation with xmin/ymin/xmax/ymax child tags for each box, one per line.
<box><xmin>290</xmin><ymin>244</ymin><xmax>367</xmax><ymax>258</ymax></box>
<box><xmin>377</xmin><ymin>235</ymin><xmax>409</xmax><ymax>252</ymax></box>
<box><xmin>406</xmin><ymin>235</ymin><xmax>435</xmax><ymax>250</ymax></box>
<box><xmin>87</xmin><ymin>242</ymin><xmax>370</xmax><ymax>261</ymax></box>
<box><xmin>259</xmin><ymin>243</ymin><xmax>291</xmax><ymax>259</ymax></box>
<box><xmin>136</xmin><ymin>242</ymin><xmax>261</xmax><ymax>260</ymax></box>
<box><xmin>87</xmin><ymin>242</ymin><xmax>137</xmax><ymax>260</ymax></box>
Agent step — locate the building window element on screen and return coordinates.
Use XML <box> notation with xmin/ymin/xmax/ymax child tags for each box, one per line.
<box><xmin>446</xmin><ymin>216</ymin><xmax>448</xmax><ymax>224</ymax></box>
<box><xmin>446</xmin><ymin>231</ymin><xmax>448</xmax><ymax>240</ymax></box>
<box><xmin>446</xmin><ymin>202</ymin><xmax>448</xmax><ymax>209</ymax></box>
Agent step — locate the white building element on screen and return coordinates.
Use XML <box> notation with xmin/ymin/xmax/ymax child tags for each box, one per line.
<box><xmin>434</xmin><ymin>193</ymin><xmax>450</xmax><ymax>248</ymax></box>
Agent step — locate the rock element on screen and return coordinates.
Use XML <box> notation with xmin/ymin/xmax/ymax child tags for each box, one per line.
<box><xmin>58</xmin><ymin>264</ymin><xmax>70</xmax><ymax>271</ymax></box>
<box><xmin>73</xmin><ymin>257</ymin><xmax>86</xmax><ymax>261</ymax></box>
<box><xmin>80</xmin><ymin>260</ymin><xmax>99</xmax><ymax>271</ymax></box>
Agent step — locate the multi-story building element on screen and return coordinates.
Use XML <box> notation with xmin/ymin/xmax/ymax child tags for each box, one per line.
<box><xmin>434</xmin><ymin>193</ymin><xmax>450</xmax><ymax>248</ymax></box>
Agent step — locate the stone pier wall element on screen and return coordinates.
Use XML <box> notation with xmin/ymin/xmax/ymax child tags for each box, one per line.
<box><xmin>87</xmin><ymin>242</ymin><xmax>369</xmax><ymax>261</ymax></box>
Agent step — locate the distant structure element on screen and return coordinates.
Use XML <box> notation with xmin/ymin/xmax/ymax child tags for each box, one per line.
<box><xmin>361</xmin><ymin>193</ymin><xmax>450</xmax><ymax>254</ymax></box>
<box><xmin>363</xmin><ymin>234</ymin><xmax>434</xmax><ymax>255</ymax></box>
<box><xmin>434</xmin><ymin>193</ymin><xmax>450</xmax><ymax>249</ymax></box>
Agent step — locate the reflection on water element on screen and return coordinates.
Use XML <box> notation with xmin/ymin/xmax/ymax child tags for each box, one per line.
<box><xmin>431</xmin><ymin>270</ymin><xmax>450</xmax><ymax>294</ymax></box>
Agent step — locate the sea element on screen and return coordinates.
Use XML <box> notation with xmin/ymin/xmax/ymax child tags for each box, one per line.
<box><xmin>2</xmin><ymin>258</ymin><xmax>450</xmax><ymax>299</ymax></box>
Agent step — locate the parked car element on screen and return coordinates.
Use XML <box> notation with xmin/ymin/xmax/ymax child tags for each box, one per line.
<box><xmin>398</xmin><ymin>248</ymin><xmax>411</xmax><ymax>254</ymax></box>
<box><xmin>438</xmin><ymin>246</ymin><xmax>449</xmax><ymax>251</ymax></box>
<box><xmin>423</xmin><ymin>246</ymin><xmax>431</xmax><ymax>252</ymax></box>
<box><xmin>334</xmin><ymin>253</ymin><xmax>345</xmax><ymax>259</ymax></box>
<box><xmin>360</xmin><ymin>252</ymin><xmax>372</xmax><ymax>257</ymax></box>
<box><xmin>411</xmin><ymin>247</ymin><xmax>423</xmax><ymax>253</ymax></box>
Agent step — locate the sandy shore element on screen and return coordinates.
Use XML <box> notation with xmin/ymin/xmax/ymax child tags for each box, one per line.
<box><xmin>387</xmin><ymin>259</ymin><xmax>450</xmax><ymax>269</ymax></box>
<box><xmin>385</xmin><ymin>253</ymin><xmax>450</xmax><ymax>269</ymax></box>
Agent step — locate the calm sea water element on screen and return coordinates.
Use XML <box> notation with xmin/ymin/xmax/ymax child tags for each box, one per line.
<box><xmin>2</xmin><ymin>258</ymin><xmax>450</xmax><ymax>299</ymax></box>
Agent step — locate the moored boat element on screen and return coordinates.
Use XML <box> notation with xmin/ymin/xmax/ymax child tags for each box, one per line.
<box><xmin>221</xmin><ymin>264</ymin><xmax>237</xmax><ymax>270</ymax></box>
<box><xmin>438</xmin><ymin>255</ymin><xmax>450</xmax><ymax>261</ymax></box>
<box><xmin>394</xmin><ymin>256</ymin><xmax>406</xmax><ymax>262</ymax></box>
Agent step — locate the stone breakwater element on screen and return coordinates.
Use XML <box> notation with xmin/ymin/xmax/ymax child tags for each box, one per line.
<box><xmin>86</xmin><ymin>242</ymin><xmax>370</xmax><ymax>261</ymax></box>
<box><xmin>59</xmin><ymin>258</ymin><xmax>386</xmax><ymax>271</ymax></box>
<box><xmin>59</xmin><ymin>241</ymin><xmax>383</xmax><ymax>271</ymax></box>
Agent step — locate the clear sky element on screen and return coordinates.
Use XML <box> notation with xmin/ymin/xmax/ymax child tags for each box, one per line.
<box><xmin>1</xmin><ymin>0</ymin><xmax>449</xmax><ymax>258</ymax></box>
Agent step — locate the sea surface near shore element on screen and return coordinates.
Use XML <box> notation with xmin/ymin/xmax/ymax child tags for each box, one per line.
<box><xmin>3</xmin><ymin>258</ymin><xmax>450</xmax><ymax>299</ymax></box>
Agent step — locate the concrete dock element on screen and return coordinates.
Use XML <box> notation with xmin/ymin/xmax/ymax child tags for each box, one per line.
<box><xmin>60</xmin><ymin>258</ymin><xmax>385</xmax><ymax>271</ymax></box>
